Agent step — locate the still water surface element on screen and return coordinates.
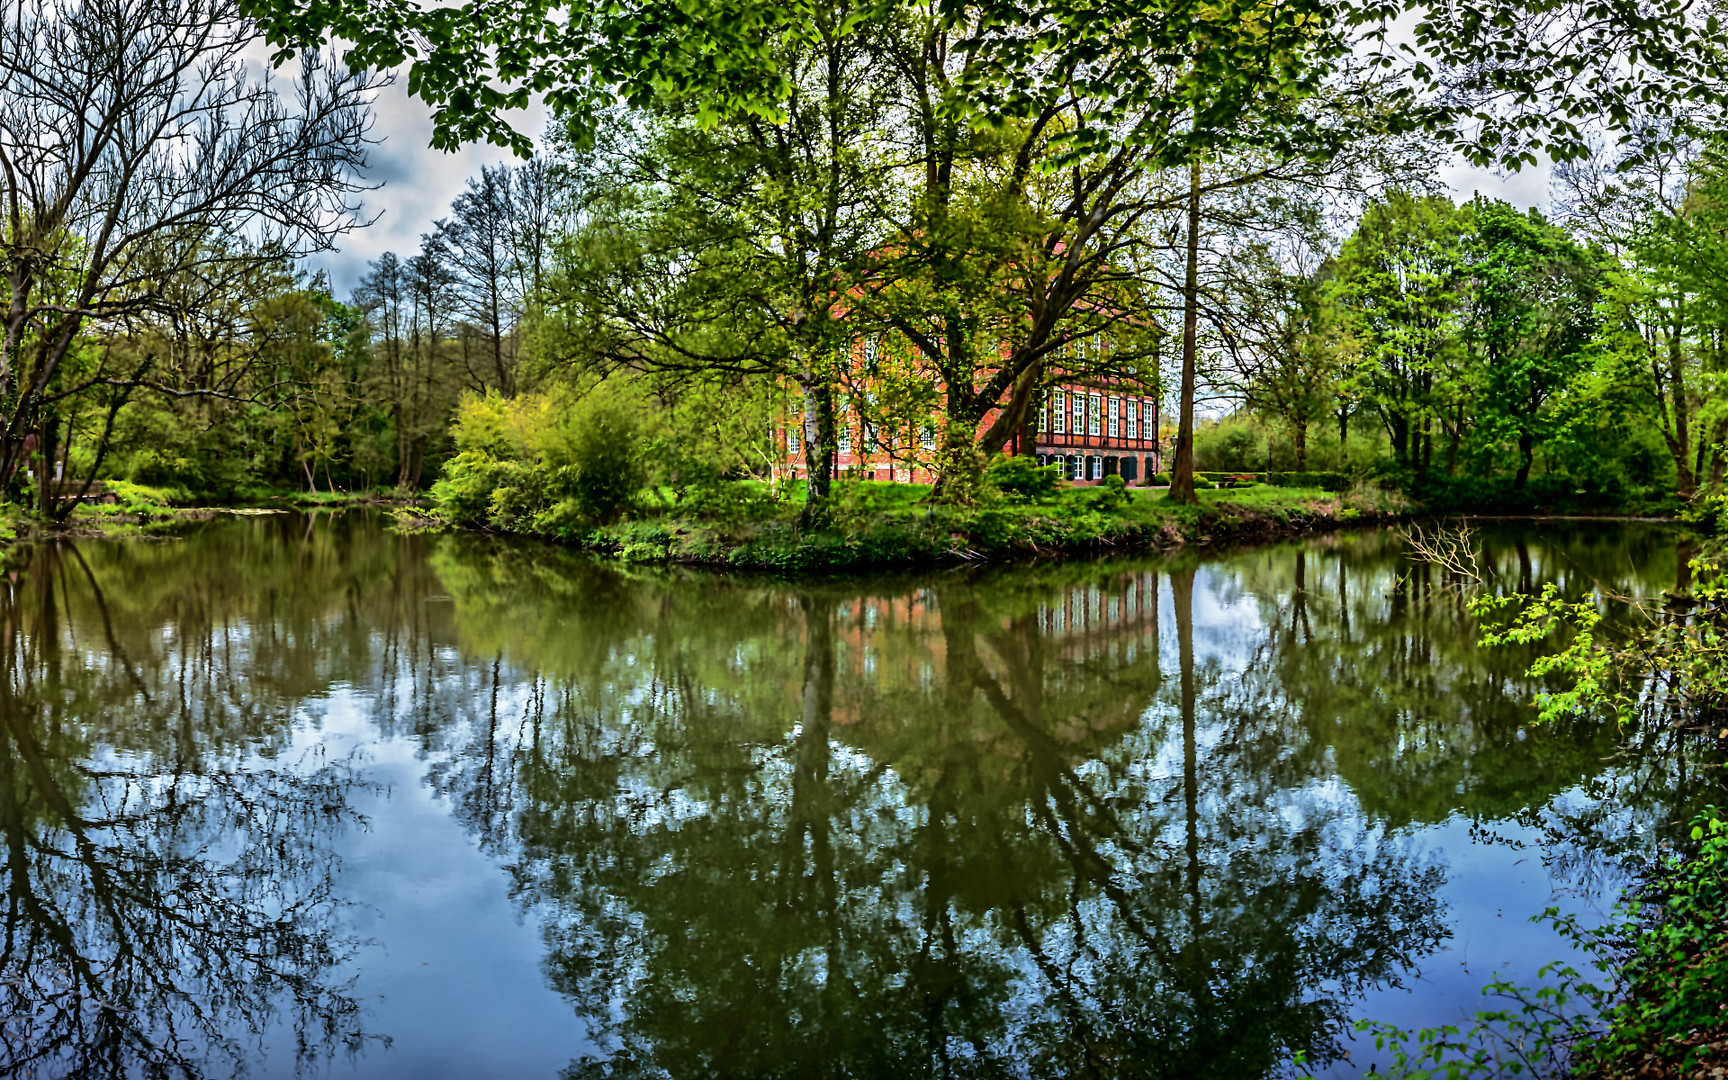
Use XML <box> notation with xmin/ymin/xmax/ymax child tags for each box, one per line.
<box><xmin>0</xmin><ymin>513</ymin><xmax>1710</xmax><ymax>1079</ymax></box>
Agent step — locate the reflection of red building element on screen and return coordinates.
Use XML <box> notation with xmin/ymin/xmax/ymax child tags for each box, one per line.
<box><xmin>779</xmin><ymin>340</ymin><xmax>1161</xmax><ymax>485</ymax></box>
<box><xmin>816</xmin><ymin>569</ymin><xmax>1164</xmax><ymax>722</ymax></box>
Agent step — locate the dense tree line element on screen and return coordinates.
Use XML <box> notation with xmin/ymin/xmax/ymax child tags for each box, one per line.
<box><xmin>1195</xmin><ymin>147</ymin><xmax>1728</xmax><ymax>511</ymax></box>
<box><xmin>237</xmin><ymin>0</ymin><xmax>1728</xmax><ymax>519</ymax></box>
<box><xmin>5</xmin><ymin>0</ymin><xmax>1728</xmax><ymax>522</ymax></box>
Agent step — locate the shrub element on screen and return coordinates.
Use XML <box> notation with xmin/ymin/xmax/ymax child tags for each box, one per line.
<box><xmin>1264</xmin><ymin>470</ymin><xmax>1350</xmax><ymax>491</ymax></box>
<box><xmin>430</xmin><ymin>383</ymin><xmax>647</xmax><ymax>528</ymax></box>
<box><xmin>430</xmin><ymin>452</ymin><xmax>510</xmax><ymax>524</ymax></box>
<box><xmin>104</xmin><ymin>480</ymin><xmax>192</xmax><ymax>515</ymax></box>
<box><xmin>555</xmin><ymin>390</ymin><xmax>645</xmax><ymax>523</ymax></box>
<box><xmin>984</xmin><ymin>455</ymin><xmax>1062</xmax><ymax>502</ymax></box>
<box><xmin>485</xmin><ymin>460</ymin><xmax>550</xmax><ymax>531</ymax></box>
<box><xmin>1093</xmin><ymin>473</ymin><xmax>1129</xmax><ymax>510</ymax></box>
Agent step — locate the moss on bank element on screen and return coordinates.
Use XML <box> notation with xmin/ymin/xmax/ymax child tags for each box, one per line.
<box><xmin>403</xmin><ymin>480</ymin><xmax>1415</xmax><ymax>572</ymax></box>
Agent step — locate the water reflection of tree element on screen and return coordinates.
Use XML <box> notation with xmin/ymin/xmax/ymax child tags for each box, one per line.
<box><xmin>0</xmin><ymin>531</ymin><xmax>380</xmax><ymax>1079</ymax></box>
<box><xmin>428</xmin><ymin>546</ymin><xmax>1450</xmax><ymax>1079</ymax></box>
<box><xmin>1218</xmin><ymin>527</ymin><xmax>1719</xmax><ymax>891</ymax></box>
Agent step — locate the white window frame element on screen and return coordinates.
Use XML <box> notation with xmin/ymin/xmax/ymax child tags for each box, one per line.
<box><xmin>788</xmin><ymin>423</ymin><xmax>801</xmax><ymax>455</ymax></box>
<box><xmin>1088</xmin><ymin>394</ymin><xmax>1101</xmax><ymax>436</ymax></box>
<box><xmin>1144</xmin><ymin>399</ymin><xmax>1156</xmax><ymax>440</ymax></box>
<box><xmin>1126</xmin><ymin>400</ymin><xmax>1138</xmax><ymax>440</ymax></box>
<box><xmin>1107</xmin><ymin>397</ymin><xmax>1119</xmax><ymax>438</ymax></box>
<box><xmin>1052</xmin><ymin>389</ymin><xmax>1065</xmax><ymax>434</ymax></box>
<box><xmin>1072</xmin><ymin>393</ymin><xmax>1084</xmax><ymax>433</ymax></box>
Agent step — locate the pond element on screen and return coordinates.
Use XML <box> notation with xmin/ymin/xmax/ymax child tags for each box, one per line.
<box><xmin>0</xmin><ymin>512</ymin><xmax>1711</xmax><ymax>1079</ymax></box>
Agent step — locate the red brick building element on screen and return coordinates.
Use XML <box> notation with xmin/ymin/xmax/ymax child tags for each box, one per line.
<box><xmin>1030</xmin><ymin>377</ymin><xmax>1161</xmax><ymax>483</ymax></box>
<box><xmin>779</xmin><ymin>343</ymin><xmax>1160</xmax><ymax>484</ymax></box>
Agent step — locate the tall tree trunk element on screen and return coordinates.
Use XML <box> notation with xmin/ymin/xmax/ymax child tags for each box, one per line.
<box><xmin>36</xmin><ymin>412</ymin><xmax>55</xmax><ymax>518</ymax></box>
<box><xmin>1447</xmin><ymin>402</ymin><xmax>1463</xmax><ymax>476</ymax></box>
<box><xmin>1292</xmin><ymin>419</ymin><xmax>1307</xmax><ymax>471</ymax></box>
<box><xmin>798</xmin><ymin>372</ymin><xmax>836</xmax><ymax>529</ymax></box>
<box><xmin>1670</xmin><ymin>305</ymin><xmax>1696</xmax><ymax>499</ymax></box>
<box><xmin>935</xmin><ymin>329</ymin><xmax>982</xmax><ymax>500</ymax></box>
<box><xmin>1168</xmin><ymin>159</ymin><xmax>1203</xmax><ymax>505</ymax></box>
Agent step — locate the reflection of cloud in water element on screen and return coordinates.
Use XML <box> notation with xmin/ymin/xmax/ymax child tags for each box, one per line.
<box><xmin>0</xmin><ymin>513</ymin><xmax>1709</xmax><ymax>1080</ymax></box>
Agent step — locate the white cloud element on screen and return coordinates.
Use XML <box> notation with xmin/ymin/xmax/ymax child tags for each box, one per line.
<box><xmin>311</xmin><ymin>76</ymin><xmax>549</xmax><ymax>297</ymax></box>
<box><xmin>1440</xmin><ymin>157</ymin><xmax>1552</xmax><ymax>213</ymax></box>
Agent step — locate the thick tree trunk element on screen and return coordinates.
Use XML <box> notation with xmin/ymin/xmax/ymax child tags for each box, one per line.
<box><xmin>1015</xmin><ymin>384</ymin><xmax>1042</xmax><ymax>457</ymax></box>
<box><xmin>1669</xmin><ymin>306</ymin><xmax>1696</xmax><ymax>499</ymax></box>
<box><xmin>977</xmin><ymin>357</ymin><xmax>1043</xmax><ymax>458</ymax></box>
<box><xmin>1168</xmin><ymin>159</ymin><xmax>1202</xmax><ymax>505</ymax></box>
<box><xmin>1513</xmin><ymin>432</ymin><xmax>1534</xmax><ymax>489</ymax></box>
<box><xmin>935</xmin><ymin>343</ymin><xmax>983</xmax><ymax>500</ymax></box>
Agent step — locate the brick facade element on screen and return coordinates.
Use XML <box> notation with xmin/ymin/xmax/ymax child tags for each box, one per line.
<box><xmin>780</xmin><ymin>374</ymin><xmax>1160</xmax><ymax>485</ymax></box>
<box><xmin>1029</xmin><ymin>381</ymin><xmax>1161</xmax><ymax>483</ymax></box>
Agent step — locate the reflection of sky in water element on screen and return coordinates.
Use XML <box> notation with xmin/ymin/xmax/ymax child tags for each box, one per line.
<box><xmin>271</xmin><ymin>696</ymin><xmax>590</xmax><ymax>1078</ymax></box>
<box><xmin>0</xmin><ymin>515</ymin><xmax>1704</xmax><ymax>1079</ymax></box>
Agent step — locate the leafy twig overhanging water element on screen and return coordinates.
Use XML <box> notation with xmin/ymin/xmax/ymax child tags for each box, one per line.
<box><xmin>1314</xmin><ymin>524</ymin><xmax>1728</xmax><ymax>1079</ymax></box>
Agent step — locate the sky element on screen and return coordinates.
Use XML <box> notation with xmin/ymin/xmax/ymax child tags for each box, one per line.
<box><xmin>312</xmin><ymin>77</ymin><xmax>1557</xmax><ymax>300</ymax></box>
<box><xmin>314</xmin><ymin>76</ymin><xmax>549</xmax><ymax>298</ymax></box>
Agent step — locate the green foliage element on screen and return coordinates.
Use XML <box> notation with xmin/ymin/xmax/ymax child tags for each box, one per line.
<box><xmin>430</xmin><ymin>384</ymin><xmax>647</xmax><ymax>530</ymax></box>
<box><xmin>1471</xmin><ymin>548</ymin><xmax>1728</xmax><ymax>728</ymax></box>
<box><xmin>983</xmin><ymin>456</ymin><xmax>1062</xmax><ymax>502</ymax></box>
<box><xmin>558</xmin><ymin>391</ymin><xmax>645</xmax><ymax>523</ymax></box>
<box><xmin>429</xmin><ymin>453</ymin><xmax>509</xmax><ymax>524</ymax></box>
<box><xmin>1082</xmin><ymin>473</ymin><xmax>1130</xmax><ymax>512</ymax></box>
<box><xmin>1264</xmin><ymin>471</ymin><xmax>1349</xmax><ymax>490</ymax></box>
<box><xmin>1333</xmin><ymin>811</ymin><xmax>1728</xmax><ymax>1080</ymax></box>
<box><xmin>1195</xmin><ymin>413</ymin><xmax>1271</xmax><ymax>472</ymax></box>
<box><xmin>1578</xmin><ymin>812</ymin><xmax>1728</xmax><ymax>1076</ymax></box>
<box><xmin>103</xmin><ymin>480</ymin><xmax>194</xmax><ymax>516</ymax></box>
<box><xmin>1330</xmin><ymin>192</ymin><xmax>1470</xmax><ymax>475</ymax></box>
<box><xmin>1473</xmin><ymin>583</ymin><xmax>1614</xmax><ymax>725</ymax></box>
<box><xmin>1459</xmin><ymin>198</ymin><xmax>1604</xmax><ymax>487</ymax></box>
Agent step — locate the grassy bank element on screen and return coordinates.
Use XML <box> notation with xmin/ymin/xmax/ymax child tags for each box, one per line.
<box><xmin>412</xmin><ymin>476</ymin><xmax>1415</xmax><ymax>572</ymax></box>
